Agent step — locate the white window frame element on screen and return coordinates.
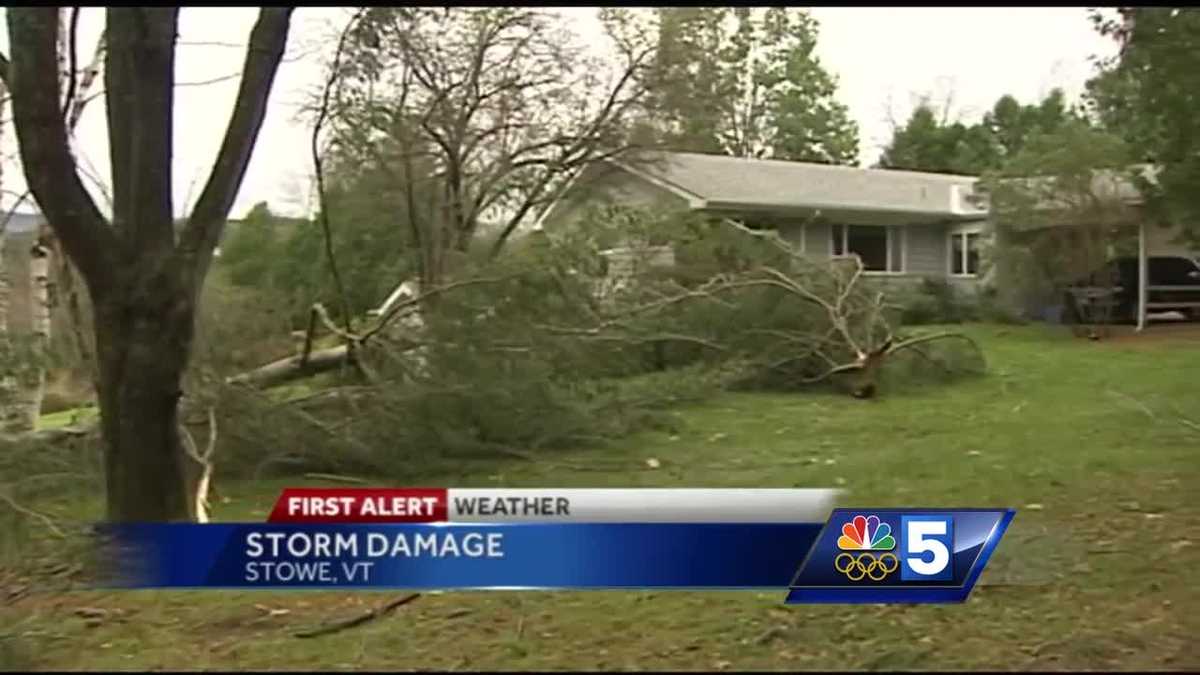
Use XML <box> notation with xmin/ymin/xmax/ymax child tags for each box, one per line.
<box><xmin>948</xmin><ymin>223</ymin><xmax>985</xmax><ymax>278</ymax></box>
<box><xmin>829</xmin><ymin>224</ymin><xmax>906</xmax><ymax>275</ymax></box>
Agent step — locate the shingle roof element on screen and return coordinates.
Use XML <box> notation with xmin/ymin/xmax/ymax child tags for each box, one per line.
<box><xmin>615</xmin><ymin>151</ymin><xmax>985</xmax><ymax>220</ymax></box>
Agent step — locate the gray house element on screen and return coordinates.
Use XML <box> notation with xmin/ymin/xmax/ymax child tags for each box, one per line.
<box><xmin>536</xmin><ymin>151</ymin><xmax>993</xmax><ymax>292</ymax></box>
<box><xmin>536</xmin><ymin>151</ymin><xmax>1200</xmax><ymax>328</ymax></box>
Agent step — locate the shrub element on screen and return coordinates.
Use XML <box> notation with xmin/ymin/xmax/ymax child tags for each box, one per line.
<box><xmin>899</xmin><ymin>277</ymin><xmax>978</xmax><ymax>324</ymax></box>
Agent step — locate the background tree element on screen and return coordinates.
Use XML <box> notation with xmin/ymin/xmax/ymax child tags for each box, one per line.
<box><xmin>0</xmin><ymin>9</ymin><xmax>105</xmax><ymax>433</ymax></box>
<box><xmin>326</xmin><ymin>7</ymin><xmax>654</xmax><ymax>293</ymax></box>
<box><xmin>1087</xmin><ymin>8</ymin><xmax>1200</xmax><ymax>244</ymax></box>
<box><xmin>645</xmin><ymin>7</ymin><xmax>859</xmax><ymax>164</ymax></box>
<box><xmin>879</xmin><ymin>88</ymin><xmax>1079</xmax><ymax>174</ymax></box>
<box><xmin>1</xmin><ymin>7</ymin><xmax>293</xmax><ymax>522</ymax></box>
<box><xmin>878</xmin><ymin>100</ymin><xmax>993</xmax><ymax>175</ymax></box>
<box><xmin>218</xmin><ymin>171</ymin><xmax>416</xmax><ymax>326</ymax></box>
<box><xmin>219</xmin><ymin>201</ymin><xmax>280</xmax><ymax>290</ymax></box>
<box><xmin>980</xmin><ymin>120</ymin><xmax>1138</xmax><ymax>328</ymax></box>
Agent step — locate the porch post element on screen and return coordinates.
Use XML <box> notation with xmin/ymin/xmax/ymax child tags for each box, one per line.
<box><xmin>1136</xmin><ymin>220</ymin><xmax>1148</xmax><ymax>332</ymax></box>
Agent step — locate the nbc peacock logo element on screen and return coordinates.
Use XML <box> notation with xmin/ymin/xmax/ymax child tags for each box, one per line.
<box><xmin>834</xmin><ymin>515</ymin><xmax>899</xmax><ymax>581</ymax></box>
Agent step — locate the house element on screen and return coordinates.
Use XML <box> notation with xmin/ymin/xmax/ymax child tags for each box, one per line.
<box><xmin>535</xmin><ymin>151</ymin><xmax>1200</xmax><ymax>327</ymax></box>
<box><xmin>536</xmin><ymin>151</ymin><xmax>992</xmax><ymax>292</ymax></box>
<box><xmin>1</xmin><ymin>211</ymin><xmax>47</xmax><ymax>337</ymax></box>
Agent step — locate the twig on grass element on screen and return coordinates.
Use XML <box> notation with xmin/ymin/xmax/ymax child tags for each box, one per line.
<box><xmin>303</xmin><ymin>473</ymin><xmax>368</xmax><ymax>484</ymax></box>
<box><xmin>0</xmin><ymin>488</ymin><xmax>67</xmax><ymax>539</ymax></box>
<box><xmin>294</xmin><ymin>593</ymin><xmax>422</xmax><ymax>638</ymax></box>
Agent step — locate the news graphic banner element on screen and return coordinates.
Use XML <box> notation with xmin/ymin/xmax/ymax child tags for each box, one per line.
<box><xmin>96</xmin><ymin>488</ymin><xmax>1015</xmax><ymax>603</ymax></box>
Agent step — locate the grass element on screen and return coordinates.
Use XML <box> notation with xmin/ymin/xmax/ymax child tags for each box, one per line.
<box><xmin>3</xmin><ymin>323</ymin><xmax>1198</xmax><ymax>671</ymax></box>
<box><xmin>35</xmin><ymin>405</ymin><xmax>98</xmax><ymax>431</ymax></box>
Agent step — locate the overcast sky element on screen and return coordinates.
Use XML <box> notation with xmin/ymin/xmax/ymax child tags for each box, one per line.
<box><xmin>0</xmin><ymin>7</ymin><xmax>1119</xmax><ymax>220</ymax></box>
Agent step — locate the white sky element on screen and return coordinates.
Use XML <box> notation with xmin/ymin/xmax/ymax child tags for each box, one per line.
<box><xmin>0</xmin><ymin>7</ymin><xmax>1119</xmax><ymax>220</ymax></box>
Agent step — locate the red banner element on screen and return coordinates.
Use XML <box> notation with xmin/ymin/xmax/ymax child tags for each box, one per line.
<box><xmin>267</xmin><ymin>488</ymin><xmax>448</xmax><ymax>523</ymax></box>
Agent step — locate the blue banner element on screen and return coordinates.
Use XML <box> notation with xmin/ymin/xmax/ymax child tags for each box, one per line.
<box><xmin>97</xmin><ymin>523</ymin><xmax>822</xmax><ymax>590</ymax></box>
<box><xmin>94</xmin><ymin>509</ymin><xmax>1013</xmax><ymax>603</ymax></box>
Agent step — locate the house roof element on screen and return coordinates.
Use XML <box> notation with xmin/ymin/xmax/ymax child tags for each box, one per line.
<box><xmin>612</xmin><ymin>151</ymin><xmax>987</xmax><ymax>222</ymax></box>
<box><xmin>1</xmin><ymin>211</ymin><xmax>44</xmax><ymax>234</ymax></box>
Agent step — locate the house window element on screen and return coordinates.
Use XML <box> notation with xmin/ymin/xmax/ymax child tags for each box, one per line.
<box><xmin>951</xmin><ymin>231</ymin><xmax>982</xmax><ymax>276</ymax></box>
<box><xmin>831</xmin><ymin>224</ymin><xmax>904</xmax><ymax>273</ymax></box>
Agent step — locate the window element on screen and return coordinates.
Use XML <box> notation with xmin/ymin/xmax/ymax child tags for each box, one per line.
<box><xmin>950</xmin><ymin>231</ymin><xmax>981</xmax><ymax>277</ymax></box>
<box><xmin>832</xmin><ymin>225</ymin><xmax>904</xmax><ymax>273</ymax></box>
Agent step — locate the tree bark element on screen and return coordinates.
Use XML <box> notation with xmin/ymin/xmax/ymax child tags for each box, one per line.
<box><xmin>0</xmin><ymin>77</ymin><xmax>20</xmax><ymax>433</ymax></box>
<box><xmin>93</xmin><ymin>281</ymin><xmax>195</xmax><ymax>522</ymax></box>
<box><xmin>9</xmin><ymin>238</ymin><xmax>52</xmax><ymax>430</ymax></box>
<box><xmin>227</xmin><ymin>344</ymin><xmax>352</xmax><ymax>389</ymax></box>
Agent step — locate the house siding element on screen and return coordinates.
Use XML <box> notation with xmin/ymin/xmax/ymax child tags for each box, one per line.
<box><xmin>804</xmin><ymin>222</ymin><xmax>832</xmax><ymax>257</ymax></box>
<box><xmin>1</xmin><ymin>230</ymin><xmax>37</xmax><ymax>336</ymax></box>
<box><xmin>777</xmin><ymin>222</ymin><xmax>806</xmax><ymax>250</ymax></box>
<box><xmin>905</xmin><ymin>222</ymin><xmax>948</xmax><ymax>276</ymax></box>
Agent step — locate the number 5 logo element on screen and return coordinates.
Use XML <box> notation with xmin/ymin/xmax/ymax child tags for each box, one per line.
<box><xmin>901</xmin><ymin>515</ymin><xmax>954</xmax><ymax>581</ymax></box>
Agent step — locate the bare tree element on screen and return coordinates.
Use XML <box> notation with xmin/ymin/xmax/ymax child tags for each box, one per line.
<box><xmin>325</xmin><ymin>7</ymin><xmax>654</xmax><ymax>292</ymax></box>
<box><xmin>0</xmin><ymin>13</ymin><xmax>107</xmax><ymax>434</ymax></box>
<box><xmin>1</xmin><ymin>7</ymin><xmax>294</xmax><ymax>522</ymax></box>
<box><xmin>0</xmin><ymin>77</ymin><xmax>13</xmax><ymax>429</ymax></box>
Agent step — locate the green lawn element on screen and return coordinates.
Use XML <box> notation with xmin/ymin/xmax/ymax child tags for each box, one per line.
<box><xmin>3</xmin><ymin>323</ymin><xmax>1198</xmax><ymax>671</ymax></box>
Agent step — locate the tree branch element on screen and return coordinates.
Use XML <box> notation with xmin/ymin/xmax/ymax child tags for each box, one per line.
<box><xmin>311</xmin><ymin>9</ymin><xmax>367</xmax><ymax>343</ymax></box>
<box><xmin>106</xmin><ymin>8</ymin><xmax>180</xmax><ymax>253</ymax></box>
<box><xmin>6</xmin><ymin>8</ymin><xmax>118</xmax><ymax>294</ymax></box>
<box><xmin>178</xmin><ymin>7</ymin><xmax>295</xmax><ymax>294</ymax></box>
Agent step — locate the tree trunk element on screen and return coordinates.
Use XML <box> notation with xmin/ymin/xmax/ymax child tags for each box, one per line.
<box><xmin>0</xmin><ymin>232</ymin><xmax>7</xmax><ymax>334</ymax></box>
<box><xmin>0</xmin><ymin>233</ymin><xmax>19</xmax><ymax>431</ymax></box>
<box><xmin>93</xmin><ymin>287</ymin><xmax>196</xmax><ymax>522</ymax></box>
<box><xmin>0</xmin><ymin>77</ymin><xmax>14</xmax><ymax>429</ymax></box>
<box><xmin>6</xmin><ymin>240</ymin><xmax>51</xmax><ymax>430</ymax></box>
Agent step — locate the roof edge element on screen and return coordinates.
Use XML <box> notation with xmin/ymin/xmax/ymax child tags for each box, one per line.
<box><xmin>607</xmin><ymin>157</ymin><xmax>707</xmax><ymax>207</ymax></box>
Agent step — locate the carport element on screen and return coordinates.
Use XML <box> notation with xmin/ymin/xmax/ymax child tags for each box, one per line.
<box><xmin>1134</xmin><ymin>219</ymin><xmax>1200</xmax><ymax>332</ymax></box>
<box><xmin>997</xmin><ymin>165</ymin><xmax>1199</xmax><ymax>332</ymax></box>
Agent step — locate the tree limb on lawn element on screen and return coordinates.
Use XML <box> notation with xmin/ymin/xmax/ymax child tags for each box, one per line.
<box><xmin>294</xmin><ymin>593</ymin><xmax>421</xmax><ymax>638</ymax></box>
<box><xmin>225</xmin><ymin>344</ymin><xmax>355</xmax><ymax>389</ymax></box>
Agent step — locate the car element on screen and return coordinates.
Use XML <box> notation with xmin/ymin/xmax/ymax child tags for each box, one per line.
<box><xmin>1063</xmin><ymin>255</ymin><xmax>1200</xmax><ymax>324</ymax></box>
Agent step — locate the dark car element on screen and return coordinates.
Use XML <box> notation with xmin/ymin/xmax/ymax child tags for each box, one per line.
<box><xmin>1063</xmin><ymin>255</ymin><xmax>1200</xmax><ymax>324</ymax></box>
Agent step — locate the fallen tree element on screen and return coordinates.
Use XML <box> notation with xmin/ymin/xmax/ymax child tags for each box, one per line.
<box><xmin>229</xmin><ymin>216</ymin><xmax>984</xmax><ymax>400</ymax></box>
<box><xmin>533</xmin><ymin>218</ymin><xmax>985</xmax><ymax>398</ymax></box>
